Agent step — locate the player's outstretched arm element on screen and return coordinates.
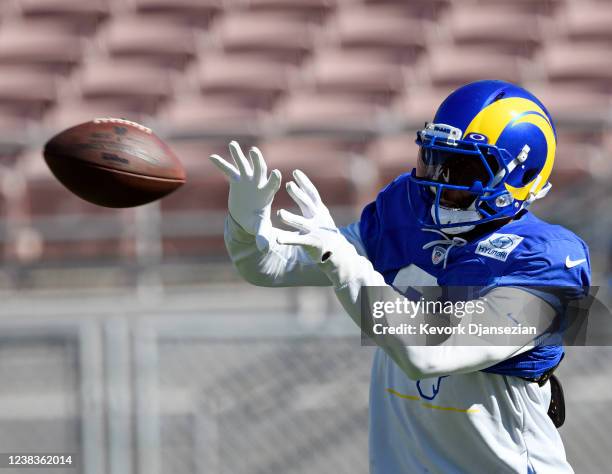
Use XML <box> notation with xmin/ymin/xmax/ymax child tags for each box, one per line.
<box><xmin>210</xmin><ymin>141</ymin><xmax>364</xmax><ymax>287</ymax></box>
<box><xmin>277</xmin><ymin>170</ymin><xmax>555</xmax><ymax>380</ymax></box>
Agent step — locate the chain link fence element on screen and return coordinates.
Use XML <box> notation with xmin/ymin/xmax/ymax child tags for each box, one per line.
<box><xmin>0</xmin><ymin>287</ymin><xmax>610</xmax><ymax>473</ymax></box>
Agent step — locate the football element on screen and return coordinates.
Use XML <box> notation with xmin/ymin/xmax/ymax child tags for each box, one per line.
<box><xmin>43</xmin><ymin>118</ymin><xmax>186</xmax><ymax>208</ymax></box>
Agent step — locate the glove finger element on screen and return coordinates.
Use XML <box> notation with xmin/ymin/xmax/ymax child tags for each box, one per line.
<box><xmin>209</xmin><ymin>154</ymin><xmax>239</xmax><ymax>181</ymax></box>
<box><xmin>293</xmin><ymin>169</ymin><xmax>322</xmax><ymax>205</ymax></box>
<box><xmin>250</xmin><ymin>147</ymin><xmax>267</xmax><ymax>185</ymax></box>
<box><xmin>278</xmin><ymin>209</ymin><xmax>311</xmax><ymax>233</ymax></box>
<box><xmin>276</xmin><ymin>230</ymin><xmax>313</xmax><ymax>247</ymax></box>
<box><xmin>229</xmin><ymin>141</ymin><xmax>252</xmax><ymax>178</ymax></box>
<box><xmin>286</xmin><ymin>181</ymin><xmax>315</xmax><ymax>218</ymax></box>
<box><xmin>262</xmin><ymin>169</ymin><xmax>282</xmax><ymax>198</ymax></box>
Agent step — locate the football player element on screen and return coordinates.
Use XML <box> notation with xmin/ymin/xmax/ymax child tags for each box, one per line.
<box><xmin>210</xmin><ymin>80</ymin><xmax>590</xmax><ymax>473</ymax></box>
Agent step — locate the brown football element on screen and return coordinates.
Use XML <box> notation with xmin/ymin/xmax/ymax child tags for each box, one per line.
<box><xmin>43</xmin><ymin>118</ymin><xmax>186</xmax><ymax>208</ymax></box>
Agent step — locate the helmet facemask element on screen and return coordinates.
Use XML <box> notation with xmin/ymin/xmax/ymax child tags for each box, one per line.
<box><xmin>410</xmin><ymin>123</ymin><xmax>517</xmax><ymax>234</ymax></box>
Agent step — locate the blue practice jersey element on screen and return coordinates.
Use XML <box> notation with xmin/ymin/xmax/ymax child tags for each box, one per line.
<box><xmin>359</xmin><ymin>173</ymin><xmax>591</xmax><ymax>380</ymax></box>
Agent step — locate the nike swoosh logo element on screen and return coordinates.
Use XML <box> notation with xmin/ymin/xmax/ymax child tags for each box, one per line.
<box><xmin>565</xmin><ymin>256</ymin><xmax>586</xmax><ymax>268</ymax></box>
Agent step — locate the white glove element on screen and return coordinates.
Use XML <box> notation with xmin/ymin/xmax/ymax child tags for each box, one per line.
<box><xmin>276</xmin><ymin>169</ymin><xmax>352</xmax><ymax>263</ymax></box>
<box><xmin>209</xmin><ymin>141</ymin><xmax>281</xmax><ymax>239</ymax></box>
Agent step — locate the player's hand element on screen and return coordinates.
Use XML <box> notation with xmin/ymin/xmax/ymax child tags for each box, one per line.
<box><xmin>209</xmin><ymin>141</ymin><xmax>281</xmax><ymax>237</ymax></box>
<box><xmin>276</xmin><ymin>170</ymin><xmax>349</xmax><ymax>263</ymax></box>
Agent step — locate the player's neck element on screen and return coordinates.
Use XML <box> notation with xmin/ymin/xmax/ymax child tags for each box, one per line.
<box><xmin>453</xmin><ymin>210</ymin><xmax>526</xmax><ymax>242</ymax></box>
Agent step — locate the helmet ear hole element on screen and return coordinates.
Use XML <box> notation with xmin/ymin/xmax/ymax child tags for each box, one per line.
<box><xmin>522</xmin><ymin>168</ymin><xmax>539</xmax><ymax>185</ymax></box>
<box><xmin>493</xmin><ymin>91</ymin><xmax>506</xmax><ymax>102</ymax></box>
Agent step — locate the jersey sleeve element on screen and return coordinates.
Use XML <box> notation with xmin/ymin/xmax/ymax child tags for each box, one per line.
<box><xmin>224</xmin><ymin>214</ymin><xmax>367</xmax><ymax>287</ymax></box>
<box><xmin>492</xmin><ymin>235</ymin><xmax>591</xmax><ymax>303</ymax></box>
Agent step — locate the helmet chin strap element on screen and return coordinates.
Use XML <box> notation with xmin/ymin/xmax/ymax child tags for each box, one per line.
<box><xmin>431</xmin><ymin>202</ymin><xmax>482</xmax><ymax>235</ymax></box>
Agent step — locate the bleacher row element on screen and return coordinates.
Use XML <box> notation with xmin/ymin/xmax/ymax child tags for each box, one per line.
<box><xmin>0</xmin><ymin>0</ymin><xmax>609</xmax><ymax>263</ymax></box>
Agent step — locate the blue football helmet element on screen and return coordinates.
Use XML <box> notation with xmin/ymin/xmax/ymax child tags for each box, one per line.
<box><xmin>408</xmin><ymin>80</ymin><xmax>557</xmax><ymax>234</ymax></box>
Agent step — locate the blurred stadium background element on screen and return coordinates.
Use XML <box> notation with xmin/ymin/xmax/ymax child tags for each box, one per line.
<box><xmin>0</xmin><ymin>0</ymin><xmax>609</xmax><ymax>472</ymax></box>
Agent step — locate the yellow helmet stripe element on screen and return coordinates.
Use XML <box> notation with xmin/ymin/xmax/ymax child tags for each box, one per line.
<box><xmin>463</xmin><ymin>97</ymin><xmax>555</xmax><ymax>201</ymax></box>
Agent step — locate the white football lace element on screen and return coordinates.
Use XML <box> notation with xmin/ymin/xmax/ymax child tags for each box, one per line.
<box><xmin>421</xmin><ymin>228</ymin><xmax>467</xmax><ymax>269</ymax></box>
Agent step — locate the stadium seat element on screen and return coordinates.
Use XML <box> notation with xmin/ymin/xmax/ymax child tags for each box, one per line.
<box><xmin>597</xmin><ymin>130</ymin><xmax>612</xmax><ymax>177</ymax></box>
<box><xmin>197</xmin><ymin>55</ymin><xmax>294</xmax><ymax>109</ymax></box>
<box><xmin>19</xmin><ymin>149</ymin><xmax>114</xmax><ymax>217</ymax></box>
<box><xmin>0</xmin><ymin>23</ymin><xmax>82</xmax><ymax>74</ymax></box>
<box><xmin>301</xmin><ymin>50</ymin><xmax>404</xmax><ymax>103</ymax></box>
<box><xmin>161</xmin><ymin>95</ymin><xmax>264</xmax><ymax>137</ymax></box>
<box><xmin>392</xmin><ymin>87</ymin><xmax>452</xmax><ymax>127</ymax></box>
<box><xmin>361</xmin><ymin>0</ymin><xmax>450</xmax><ymax>20</ymax></box>
<box><xmin>256</xmin><ymin>136</ymin><xmax>365</xmax><ymax>208</ymax></box>
<box><xmin>0</xmin><ymin>67</ymin><xmax>57</xmax><ymax>119</ymax></box>
<box><xmin>214</xmin><ymin>12</ymin><xmax>315</xmax><ymax>64</ymax></box>
<box><xmin>102</xmin><ymin>17</ymin><xmax>197</xmax><ymax>70</ymax></box>
<box><xmin>444</xmin><ymin>7</ymin><xmax>542</xmax><ymax>56</ymax></box>
<box><xmin>17</xmin><ymin>0</ymin><xmax>110</xmax><ymax>35</ymax></box>
<box><xmin>424</xmin><ymin>46</ymin><xmax>523</xmax><ymax>88</ymax></box>
<box><xmin>159</xmin><ymin>139</ymin><xmax>244</xmax><ymax>257</ymax></box>
<box><xmin>526</xmin><ymin>84</ymin><xmax>612</xmax><ymax>125</ymax></box>
<box><xmin>551</xmin><ymin>129</ymin><xmax>600</xmax><ymax>185</ymax></box>
<box><xmin>331</xmin><ymin>6</ymin><xmax>427</xmax><ymax>62</ymax></box>
<box><xmin>18</xmin><ymin>149</ymin><xmax>133</xmax><ymax>261</ymax></box>
<box><xmin>272</xmin><ymin>92</ymin><xmax>382</xmax><ymax>135</ymax></box>
<box><xmin>240</xmin><ymin>0</ymin><xmax>335</xmax><ymax>23</ymax></box>
<box><xmin>133</xmin><ymin>0</ymin><xmax>221</xmax><ymax>27</ymax></box>
<box><xmin>78</xmin><ymin>60</ymin><xmax>173</xmax><ymax>115</ymax></box>
<box><xmin>560</xmin><ymin>2</ymin><xmax>612</xmax><ymax>42</ymax></box>
<box><xmin>541</xmin><ymin>43</ymin><xmax>612</xmax><ymax>91</ymax></box>
<box><xmin>366</xmin><ymin>134</ymin><xmax>417</xmax><ymax>188</ymax></box>
<box><xmin>0</xmin><ymin>114</ymin><xmax>30</xmax><ymax>156</ymax></box>
<box><xmin>160</xmin><ymin>140</ymin><xmax>237</xmax><ymax>212</ymax></box>
<box><xmin>456</xmin><ymin>0</ymin><xmax>561</xmax><ymax>15</ymax></box>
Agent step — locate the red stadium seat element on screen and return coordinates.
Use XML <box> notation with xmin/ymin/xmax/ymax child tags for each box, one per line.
<box><xmin>197</xmin><ymin>55</ymin><xmax>294</xmax><ymax>109</ymax></box>
<box><xmin>596</xmin><ymin>130</ymin><xmax>612</xmax><ymax>178</ymax></box>
<box><xmin>161</xmin><ymin>95</ymin><xmax>264</xmax><ymax>137</ymax></box>
<box><xmin>361</xmin><ymin>0</ymin><xmax>450</xmax><ymax>20</ymax></box>
<box><xmin>0</xmin><ymin>114</ymin><xmax>30</xmax><ymax>154</ymax></box>
<box><xmin>133</xmin><ymin>0</ymin><xmax>221</xmax><ymax>27</ymax></box>
<box><xmin>424</xmin><ymin>46</ymin><xmax>523</xmax><ymax>88</ymax></box>
<box><xmin>393</xmin><ymin>87</ymin><xmax>452</xmax><ymax>127</ymax></box>
<box><xmin>213</xmin><ymin>12</ymin><xmax>315</xmax><ymax>64</ymax></box>
<box><xmin>331</xmin><ymin>5</ymin><xmax>427</xmax><ymax>62</ymax></box>
<box><xmin>0</xmin><ymin>67</ymin><xmax>57</xmax><ymax>119</ymax></box>
<box><xmin>541</xmin><ymin>43</ymin><xmax>612</xmax><ymax>91</ymax></box>
<box><xmin>17</xmin><ymin>0</ymin><xmax>110</xmax><ymax>35</ymax></box>
<box><xmin>551</xmin><ymin>129</ymin><xmax>600</xmax><ymax>185</ymax></box>
<box><xmin>239</xmin><ymin>0</ymin><xmax>335</xmax><ymax>23</ymax></box>
<box><xmin>301</xmin><ymin>50</ymin><xmax>405</xmax><ymax>103</ymax></box>
<box><xmin>78</xmin><ymin>60</ymin><xmax>173</xmax><ymax>115</ymax></box>
<box><xmin>17</xmin><ymin>148</ymin><xmax>135</xmax><ymax>262</ymax></box>
<box><xmin>159</xmin><ymin>139</ymin><xmax>247</xmax><ymax>257</ymax></box>
<box><xmin>0</xmin><ymin>23</ymin><xmax>82</xmax><ymax>74</ymax></box>
<box><xmin>561</xmin><ymin>2</ymin><xmax>612</xmax><ymax>42</ymax></box>
<box><xmin>455</xmin><ymin>0</ymin><xmax>561</xmax><ymax>15</ymax></box>
<box><xmin>366</xmin><ymin>134</ymin><xmax>417</xmax><ymax>188</ymax></box>
<box><xmin>256</xmin><ymin>136</ymin><xmax>366</xmax><ymax>209</ymax></box>
<box><xmin>444</xmin><ymin>7</ymin><xmax>542</xmax><ymax>56</ymax></box>
<box><xmin>272</xmin><ymin>92</ymin><xmax>383</xmax><ymax>135</ymax></box>
<box><xmin>526</xmin><ymin>84</ymin><xmax>612</xmax><ymax>125</ymax></box>
<box><xmin>160</xmin><ymin>140</ymin><xmax>237</xmax><ymax>212</ymax></box>
<box><xmin>102</xmin><ymin>17</ymin><xmax>197</xmax><ymax>70</ymax></box>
